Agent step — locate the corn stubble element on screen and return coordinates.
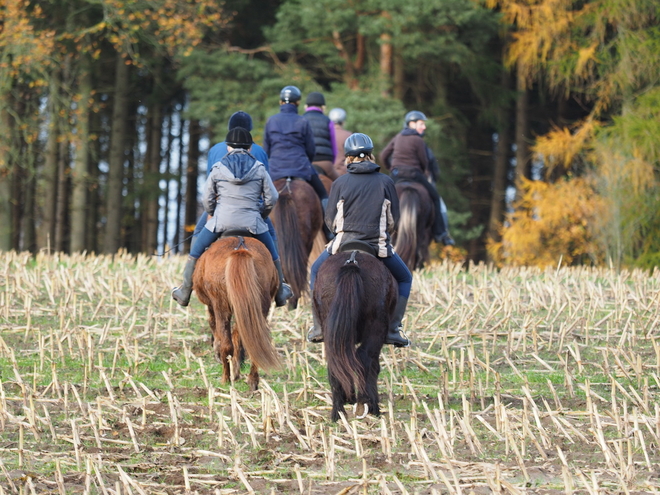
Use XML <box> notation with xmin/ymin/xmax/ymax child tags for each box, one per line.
<box><xmin>1</xmin><ymin>251</ymin><xmax>660</xmax><ymax>493</ymax></box>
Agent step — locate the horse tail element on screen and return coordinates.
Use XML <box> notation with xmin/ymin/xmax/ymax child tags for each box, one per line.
<box><xmin>395</xmin><ymin>187</ymin><xmax>419</xmax><ymax>270</ymax></box>
<box><xmin>274</xmin><ymin>191</ymin><xmax>308</xmax><ymax>298</ymax></box>
<box><xmin>325</xmin><ymin>263</ymin><xmax>365</xmax><ymax>397</ymax></box>
<box><xmin>225</xmin><ymin>250</ymin><xmax>280</xmax><ymax>371</ymax></box>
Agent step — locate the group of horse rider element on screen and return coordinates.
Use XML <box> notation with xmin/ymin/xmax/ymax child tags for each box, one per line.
<box><xmin>172</xmin><ymin>85</ymin><xmax>454</xmax><ymax>348</ymax></box>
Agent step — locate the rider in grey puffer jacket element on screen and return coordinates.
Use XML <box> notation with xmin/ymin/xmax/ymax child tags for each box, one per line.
<box><xmin>172</xmin><ymin>127</ymin><xmax>292</xmax><ymax>308</ymax></box>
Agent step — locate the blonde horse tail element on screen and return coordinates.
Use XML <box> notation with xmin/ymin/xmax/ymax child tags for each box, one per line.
<box><xmin>225</xmin><ymin>250</ymin><xmax>280</xmax><ymax>371</ymax></box>
<box><xmin>394</xmin><ymin>188</ymin><xmax>418</xmax><ymax>270</ymax></box>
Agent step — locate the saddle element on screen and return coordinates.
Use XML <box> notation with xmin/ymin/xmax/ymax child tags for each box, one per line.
<box><xmin>220</xmin><ymin>228</ymin><xmax>254</xmax><ymax>239</ymax></box>
<box><xmin>338</xmin><ymin>240</ymin><xmax>377</xmax><ymax>257</ymax></box>
<box><xmin>221</xmin><ymin>229</ymin><xmax>254</xmax><ymax>251</ymax></box>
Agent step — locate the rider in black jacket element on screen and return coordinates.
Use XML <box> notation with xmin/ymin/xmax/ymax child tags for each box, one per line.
<box><xmin>307</xmin><ymin>133</ymin><xmax>412</xmax><ymax>348</ymax></box>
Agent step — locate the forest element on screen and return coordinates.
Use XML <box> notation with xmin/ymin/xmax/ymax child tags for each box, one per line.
<box><xmin>0</xmin><ymin>0</ymin><xmax>658</xmax><ymax>267</ymax></box>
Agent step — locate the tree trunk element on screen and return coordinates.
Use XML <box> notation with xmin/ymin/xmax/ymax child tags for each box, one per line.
<box><xmin>41</xmin><ymin>74</ymin><xmax>61</xmax><ymax>252</ymax></box>
<box><xmin>21</xmin><ymin>166</ymin><xmax>37</xmax><ymax>253</ymax></box>
<box><xmin>143</xmin><ymin>103</ymin><xmax>162</xmax><ymax>254</ymax></box>
<box><xmin>514</xmin><ymin>63</ymin><xmax>530</xmax><ymax>197</ymax></box>
<box><xmin>54</xmin><ymin>137</ymin><xmax>69</xmax><ymax>252</ymax></box>
<box><xmin>86</xmin><ymin>108</ymin><xmax>102</xmax><ymax>253</ymax></box>
<box><xmin>70</xmin><ymin>66</ymin><xmax>92</xmax><ymax>253</ymax></box>
<box><xmin>162</xmin><ymin>111</ymin><xmax>174</xmax><ymax>250</ymax></box>
<box><xmin>0</xmin><ymin>97</ymin><xmax>12</xmax><ymax>251</ymax></box>
<box><xmin>184</xmin><ymin>118</ymin><xmax>201</xmax><ymax>254</ymax></box>
<box><xmin>104</xmin><ymin>54</ymin><xmax>131</xmax><ymax>253</ymax></box>
<box><xmin>379</xmin><ymin>32</ymin><xmax>393</xmax><ymax>97</ymax></box>
<box><xmin>487</xmin><ymin>67</ymin><xmax>512</xmax><ymax>247</ymax></box>
<box><xmin>173</xmin><ymin>112</ymin><xmax>185</xmax><ymax>253</ymax></box>
<box><xmin>393</xmin><ymin>49</ymin><xmax>405</xmax><ymax>101</ymax></box>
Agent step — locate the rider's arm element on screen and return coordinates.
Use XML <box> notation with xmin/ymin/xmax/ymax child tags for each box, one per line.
<box><xmin>325</xmin><ymin>184</ymin><xmax>340</xmax><ymax>231</ymax></box>
<box><xmin>426</xmin><ymin>145</ymin><xmax>440</xmax><ymax>183</ymax></box>
<box><xmin>260</xmin><ymin>168</ymin><xmax>279</xmax><ymax>218</ymax></box>
<box><xmin>328</xmin><ymin>120</ymin><xmax>337</xmax><ymax>162</ymax></box>
<box><xmin>201</xmin><ymin>174</ymin><xmax>217</xmax><ymax>215</ymax></box>
<box><xmin>380</xmin><ymin>137</ymin><xmax>395</xmax><ymax>170</ymax></box>
<box><xmin>386</xmin><ymin>180</ymin><xmax>400</xmax><ymax>228</ymax></box>
<box><xmin>303</xmin><ymin>120</ymin><xmax>316</xmax><ymax>162</ymax></box>
<box><xmin>415</xmin><ymin>137</ymin><xmax>429</xmax><ymax>172</ymax></box>
<box><xmin>262</xmin><ymin>121</ymin><xmax>271</xmax><ymax>156</ymax></box>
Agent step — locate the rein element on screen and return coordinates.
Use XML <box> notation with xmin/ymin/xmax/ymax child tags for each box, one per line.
<box><xmin>153</xmin><ymin>234</ymin><xmax>194</xmax><ymax>257</ymax></box>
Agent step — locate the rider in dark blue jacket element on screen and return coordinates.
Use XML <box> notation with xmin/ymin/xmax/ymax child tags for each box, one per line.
<box><xmin>263</xmin><ymin>86</ymin><xmax>333</xmax><ymax>241</ymax></box>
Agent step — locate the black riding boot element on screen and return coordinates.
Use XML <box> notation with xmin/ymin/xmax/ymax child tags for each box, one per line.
<box><xmin>386</xmin><ymin>295</ymin><xmax>411</xmax><ymax>347</ymax></box>
<box><xmin>172</xmin><ymin>257</ymin><xmax>198</xmax><ymax>307</ymax></box>
<box><xmin>274</xmin><ymin>259</ymin><xmax>293</xmax><ymax>307</ymax></box>
<box><xmin>307</xmin><ymin>311</ymin><xmax>323</xmax><ymax>343</ymax></box>
<box><xmin>320</xmin><ymin>198</ymin><xmax>335</xmax><ymax>242</ymax></box>
<box><xmin>432</xmin><ymin>198</ymin><xmax>455</xmax><ymax>246</ymax></box>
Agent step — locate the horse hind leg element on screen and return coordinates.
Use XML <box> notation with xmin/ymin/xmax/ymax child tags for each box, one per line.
<box><xmin>212</xmin><ymin>310</ymin><xmax>233</xmax><ymax>385</ymax></box>
<box><xmin>356</xmin><ymin>334</ymin><xmax>383</xmax><ymax>418</ymax></box>
<box><xmin>329</xmin><ymin>370</ymin><xmax>349</xmax><ymax>422</ymax></box>
<box><xmin>247</xmin><ymin>362</ymin><xmax>259</xmax><ymax>392</ymax></box>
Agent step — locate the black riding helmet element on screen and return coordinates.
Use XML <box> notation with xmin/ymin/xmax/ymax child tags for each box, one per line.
<box><xmin>404</xmin><ymin>110</ymin><xmax>427</xmax><ymax>127</ymax></box>
<box><xmin>225</xmin><ymin>127</ymin><xmax>253</xmax><ymax>149</ymax></box>
<box><xmin>344</xmin><ymin>133</ymin><xmax>374</xmax><ymax>158</ymax></box>
<box><xmin>280</xmin><ymin>85</ymin><xmax>301</xmax><ymax>103</ymax></box>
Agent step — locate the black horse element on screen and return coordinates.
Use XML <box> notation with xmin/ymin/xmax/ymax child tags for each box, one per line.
<box><xmin>312</xmin><ymin>244</ymin><xmax>398</xmax><ymax>421</ymax></box>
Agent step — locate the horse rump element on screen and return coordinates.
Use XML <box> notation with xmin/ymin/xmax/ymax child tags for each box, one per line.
<box><xmin>272</xmin><ymin>178</ymin><xmax>323</xmax><ymax>309</ymax></box>
<box><xmin>313</xmin><ymin>252</ymin><xmax>396</xmax><ymax>421</ymax></box>
<box><xmin>394</xmin><ymin>182</ymin><xmax>433</xmax><ymax>270</ymax></box>
<box><xmin>193</xmin><ymin>237</ymin><xmax>279</xmax><ymax>390</ymax></box>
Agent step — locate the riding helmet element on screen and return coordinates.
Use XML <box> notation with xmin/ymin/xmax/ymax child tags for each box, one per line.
<box><xmin>306</xmin><ymin>91</ymin><xmax>325</xmax><ymax>106</ymax></box>
<box><xmin>404</xmin><ymin>110</ymin><xmax>427</xmax><ymax>127</ymax></box>
<box><xmin>328</xmin><ymin>108</ymin><xmax>347</xmax><ymax>124</ymax></box>
<box><xmin>344</xmin><ymin>133</ymin><xmax>374</xmax><ymax>157</ymax></box>
<box><xmin>228</xmin><ymin>111</ymin><xmax>253</xmax><ymax>131</ymax></box>
<box><xmin>225</xmin><ymin>127</ymin><xmax>253</xmax><ymax>149</ymax></box>
<box><xmin>280</xmin><ymin>85</ymin><xmax>301</xmax><ymax>103</ymax></box>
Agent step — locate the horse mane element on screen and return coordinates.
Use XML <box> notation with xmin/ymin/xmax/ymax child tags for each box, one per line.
<box><xmin>395</xmin><ymin>186</ymin><xmax>420</xmax><ymax>270</ymax></box>
<box><xmin>225</xmin><ymin>250</ymin><xmax>281</xmax><ymax>371</ymax></box>
<box><xmin>324</xmin><ymin>263</ymin><xmax>365</xmax><ymax>397</ymax></box>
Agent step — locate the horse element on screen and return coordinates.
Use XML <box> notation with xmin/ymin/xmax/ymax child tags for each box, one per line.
<box><xmin>308</xmin><ymin>174</ymin><xmax>334</xmax><ymax>270</ymax></box>
<box><xmin>312</xmin><ymin>243</ymin><xmax>398</xmax><ymax>421</ymax></box>
<box><xmin>393</xmin><ymin>181</ymin><xmax>434</xmax><ymax>271</ymax></box>
<box><xmin>192</xmin><ymin>234</ymin><xmax>281</xmax><ymax>391</ymax></box>
<box><xmin>271</xmin><ymin>178</ymin><xmax>323</xmax><ymax>309</ymax></box>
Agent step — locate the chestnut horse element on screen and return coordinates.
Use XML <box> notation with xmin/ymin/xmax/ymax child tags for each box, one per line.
<box><xmin>271</xmin><ymin>178</ymin><xmax>323</xmax><ymax>308</ymax></box>
<box><xmin>312</xmin><ymin>247</ymin><xmax>397</xmax><ymax>421</ymax></box>
<box><xmin>193</xmin><ymin>235</ymin><xmax>280</xmax><ymax>391</ymax></box>
<box><xmin>393</xmin><ymin>181</ymin><xmax>434</xmax><ymax>270</ymax></box>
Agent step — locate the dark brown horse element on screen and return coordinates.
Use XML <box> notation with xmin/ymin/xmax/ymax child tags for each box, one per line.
<box><xmin>193</xmin><ymin>236</ymin><xmax>280</xmax><ymax>391</ymax></box>
<box><xmin>271</xmin><ymin>178</ymin><xmax>323</xmax><ymax>308</ymax></box>
<box><xmin>313</xmin><ymin>248</ymin><xmax>397</xmax><ymax>421</ymax></box>
<box><xmin>393</xmin><ymin>181</ymin><xmax>434</xmax><ymax>270</ymax></box>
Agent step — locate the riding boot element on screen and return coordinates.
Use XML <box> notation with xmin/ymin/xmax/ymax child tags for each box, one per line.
<box><xmin>273</xmin><ymin>259</ymin><xmax>293</xmax><ymax>307</ymax></box>
<box><xmin>172</xmin><ymin>256</ymin><xmax>198</xmax><ymax>307</ymax></box>
<box><xmin>432</xmin><ymin>198</ymin><xmax>455</xmax><ymax>246</ymax></box>
<box><xmin>385</xmin><ymin>295</ymin><xmax>411</xmax><ymax>347</ymax></box>
<box><xmin>307</xmin><ymin>311</ymin><xmax>323</xmax><ymax>343</ymax></box>
<box><xmin>320</xmin><ymin>198</ymin><xmax>335</xmax><ymax>242</ymax></box>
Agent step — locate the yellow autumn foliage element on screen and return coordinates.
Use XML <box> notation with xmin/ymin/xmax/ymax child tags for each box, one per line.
<box><xmin>488</xmin><ymin>177</ymin><xmax>606</xmax><ymax>267</ymax></box>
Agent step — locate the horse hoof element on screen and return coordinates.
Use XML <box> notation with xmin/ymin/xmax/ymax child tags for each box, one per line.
<box><xmin>353</xmin><ymin>403</ymin><xmax>369</xmax><ymax>419</ymax></box>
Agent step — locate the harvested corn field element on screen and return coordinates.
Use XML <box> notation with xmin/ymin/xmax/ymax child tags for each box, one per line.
<box><xmin>1</xmin><ymin>251</ymin><xmax>660</xmax><ymax>494</ymax></box>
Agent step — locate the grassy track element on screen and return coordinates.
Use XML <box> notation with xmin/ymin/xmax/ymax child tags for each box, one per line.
<box><xmin>1</xmin><ymin>251</ymin><xmax>660</xmax><ymax>494</ymax></box>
